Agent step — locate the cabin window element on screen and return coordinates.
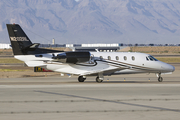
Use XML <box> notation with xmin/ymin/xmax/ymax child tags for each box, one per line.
<box><xmin>149</xmin><ymin>56</ymin><xmax>154</xmax><ymax>61</ymax></box>
<box><xmin>124</xmin><ymin>56</ymin><xmax>127</xmax><ymax>61</ymax></box>
<box><xmin>132</xmin><ymin>56</ymin><xmax>135</xmax><ymax>61</ymax></box>
<box><xmin>152</xmin><ymin>56</ymin><xmax>158</xmax><ymax>61</ymax></box>
<box><xmin>148</xmin><ymin>56</ymin><xmax>158</xmax><ymax>61</ymax></box>
<box><xmin>146</xmin><ymin>57</ymin><xmax>149</xmax><ymax>61</ymax></box>
<box><xmin>116</xmin><ymin>56</ymin><xmax>119</xmax><ymax>60</ymax></box>
<box><xmin>108</xmin><ymin>56</ymin><xmax>111</xmax><ymax>60</ymax></box>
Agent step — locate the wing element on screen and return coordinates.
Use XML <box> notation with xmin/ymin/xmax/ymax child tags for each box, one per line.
<box><xmin>79</xmin><ymin>67</ymin><xmax>129</xmax><ymax>76</ymax></box>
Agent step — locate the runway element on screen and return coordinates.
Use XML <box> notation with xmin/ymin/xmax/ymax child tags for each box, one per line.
<box><xmin>0</xmin><ymin>67</ymin><xmax>180</xmax><ymax>120</ymax></box>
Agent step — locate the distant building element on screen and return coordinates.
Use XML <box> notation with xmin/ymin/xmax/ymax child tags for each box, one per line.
<box><xmin>74</xmin><ymin>47</ymin><xmax>120</xmax><ymax>52</ymax></box>
<box><xmin>0</xmin><ymin>43</ymin><xmax>11</xmax><ymax>49</ymax></box>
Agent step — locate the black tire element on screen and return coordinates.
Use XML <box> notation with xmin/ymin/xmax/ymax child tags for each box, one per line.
<box><xmin>158</xmin><ymin>77</ymin><xmax>163</xmax><ymax>82</ymax></box>
<box><xmin>78</xmin><ymin>76</ymin><xmax>86</xmax><ymax>82</ymax></box>
<box><xmin>96</xmin><ymin>77</ymin><xmax>103</xmax><ymax>83</ymax></box>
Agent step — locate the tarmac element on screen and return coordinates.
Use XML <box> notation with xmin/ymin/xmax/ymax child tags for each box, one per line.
<box><xmin>0</xmin><ymin>63</ymin><xmax>180</xmax><ymax>120</ymax></box>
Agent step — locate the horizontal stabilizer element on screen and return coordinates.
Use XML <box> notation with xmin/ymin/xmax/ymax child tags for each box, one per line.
<box><xmin>23</xmin><ymin>43</ymin><xmax>40</xmax><ymax>50</ymax></box>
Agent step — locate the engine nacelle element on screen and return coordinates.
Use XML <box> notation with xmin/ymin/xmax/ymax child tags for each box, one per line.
<box><xmin>52</xmin><ymin>51</ymin><xmax>91</xmax><ymax>64</ymax></box>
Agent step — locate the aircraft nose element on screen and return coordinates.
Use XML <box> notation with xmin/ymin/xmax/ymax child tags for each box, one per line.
<box><xmin>171</xmin><ymin>65</ymin><xmax>175</xmax><ymax>72</ymax></box>
<box><xmin>166</xmin><ymin>64</ymin><xmax>175</xmax><ymax>72</ymax></box>
<box><xmin>161</xmin><ymin>63</ymin><xmax>175</xmax><ymax>72</ymax></box>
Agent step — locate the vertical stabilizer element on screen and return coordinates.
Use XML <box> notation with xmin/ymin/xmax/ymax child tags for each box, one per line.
<box><xmin>6</xmin><ymin>24</ymin><xmax>33</xmax><ymax>55</ymax></box>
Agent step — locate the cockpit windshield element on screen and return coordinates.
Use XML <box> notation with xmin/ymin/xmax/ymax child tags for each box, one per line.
<box><xmin>147</xmin><ymin>56</ymin><xmax>158</xmax><ymax>61</ymax></box>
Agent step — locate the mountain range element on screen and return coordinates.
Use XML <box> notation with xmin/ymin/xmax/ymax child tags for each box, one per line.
<box><xmin>0</xmin><ymin>0</ymin><xmax>180</xmax><ymax>44</ymax></box>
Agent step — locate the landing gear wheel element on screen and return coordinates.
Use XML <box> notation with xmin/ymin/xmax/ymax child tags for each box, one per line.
<box><xmin>158</xmin><ymin>77</ymin><xmax>163</xmax><ymax>82</ymax></box>
<box><xmin>96</xmin><ymin>77</ymin><xmax>103</xmax><ymax>83</ymax></box>
<box><xmin>78</xmin><ymin>76</ymin><xmax>86</xmax><ymax>82</ymax></box>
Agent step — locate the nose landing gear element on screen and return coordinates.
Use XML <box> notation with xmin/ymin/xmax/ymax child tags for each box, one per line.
<box><xmin>157</xmin><ymin>73</ymin><xmax>163</xmax><ymax>82</ymax></box>
<box><xmin>158</xmin><ymin>76</ymin><xmax>163</xmax><ymax>82</ymax></box>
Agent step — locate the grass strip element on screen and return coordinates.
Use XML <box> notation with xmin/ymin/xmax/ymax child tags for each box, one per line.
<box><xmin>156</xmin><ymin>57</ymin><xmax>180</xmax><ymax>63</ymax></box>
<box><xmin>0</xmin><ymin>58</ymin><xmax>23</xmax><ymax>64</ymax></box>
<box><xmin>0</xmin><ymin>69</ymin><xmax>31</xmax><ymax>72</ymax></box>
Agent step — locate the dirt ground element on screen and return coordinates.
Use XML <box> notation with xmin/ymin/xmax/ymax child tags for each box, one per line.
<box><xmin>130</xmin><ymin>46</ymin><xmax>180</xmax><ymax>54</ymax></box>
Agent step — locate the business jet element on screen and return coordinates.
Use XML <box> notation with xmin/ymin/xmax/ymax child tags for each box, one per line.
<box><xmin>6</xmin><ymin>24</ymin><xmax>175</xmax><ymax>83</ymax></box>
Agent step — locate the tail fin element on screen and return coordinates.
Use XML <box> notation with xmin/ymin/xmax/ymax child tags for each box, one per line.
<box><xmin>7</xmin><ymin>24</ymin><xmax>62</xmax><ymax>55</ymax></box>
<box><xmin>6</xmin><ymin>24</ymin><xmax>35</xmax><ymax>55</ymax></box>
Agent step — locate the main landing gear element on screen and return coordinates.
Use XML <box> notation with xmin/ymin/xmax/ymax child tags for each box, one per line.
<box><xmin>157</xmin><ymin>73</ymin><xmax>163</xmax><ymax>82</ymax></box>
<box><xmin>78</xmin><ymin>76</ymin><xmax>86</xmax><ymax>82</ymax></box>
<box><xmin>96</xmin><ymin>73</ymin><xmax>104</xmax><ymax>83</ymax></box>
<box><xmin>78</xmin><ymin>73</ymin><xmax>104</xmax><ymax>83</ymax></box>
<box><xmin>96</xmin><ymin>77</ymin><xmax>103</xmax><ymax>83</ymax></box>
<box><xmin>78</xmin><ymin>76</ymin><xmax>104</xmax><ymax>83</ymax></box>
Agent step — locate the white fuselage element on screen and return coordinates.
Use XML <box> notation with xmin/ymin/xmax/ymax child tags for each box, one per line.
<box><xmin>15</xmin><ymin>52</ymin><xmax>175</xmax><ymax>76</ymax></box>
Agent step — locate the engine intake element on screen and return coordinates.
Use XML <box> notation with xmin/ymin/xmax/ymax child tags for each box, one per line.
<box><xmin>52</xmin><ymin>51</ymin><xmax>90</xmax><ymax>64</ymax></box>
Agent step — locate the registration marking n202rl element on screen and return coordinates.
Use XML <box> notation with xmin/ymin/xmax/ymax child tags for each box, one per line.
<box><xmin>10</xmin><ymin>37</ymin><xmax>29</xmax><ymax>41</ymax></box>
